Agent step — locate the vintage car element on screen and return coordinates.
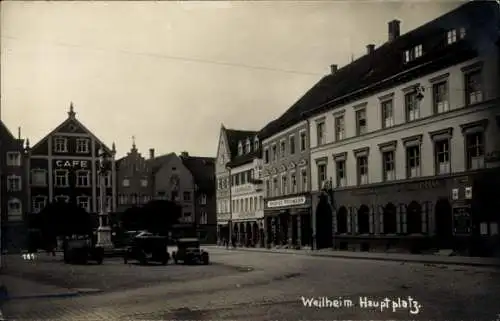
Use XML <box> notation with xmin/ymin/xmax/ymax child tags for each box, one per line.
<box><xmin>63</xmin><ymin>234</ymin><xmax>104</xmax><ymax>265</ymax></box>
<box><xmin>123</xmin><ymin>231</ymin><xmax>170</xmax><ymax>265</ymax></box>
<box><xmin>171</xmin><ymin>238</ymin><xmax>209</xmax><ymax>265</ymax></box>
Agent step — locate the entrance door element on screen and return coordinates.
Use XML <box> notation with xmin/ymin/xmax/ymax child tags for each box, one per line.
<box><xmin>315</xmin><ymin>195</ymin><xmax>333</xmax><ymax>249</ymax></box>
<box><xmin>435</xmin><ymin>199</ymin><xmax>453</xmax><ymax>248</ymax></box>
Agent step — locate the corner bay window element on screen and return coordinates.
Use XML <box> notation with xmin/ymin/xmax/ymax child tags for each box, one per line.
<box><xmin>435</xmin><ymin>139</ymin><xmax>450</xmax><ymax>174</ymax></box>
<box><xmin>466</xmin><ymin>132</ymin><xmax>484</xmax><ymax>170</ymax></box>
<box><xmin>406</xmin><ymin>145</ymin><xmax>421</xmax><ymax>178</ymax></box>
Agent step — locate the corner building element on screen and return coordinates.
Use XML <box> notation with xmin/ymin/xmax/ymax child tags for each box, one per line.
<box><xmin>306</xmin><ymin>2</ymin><xmax>500</xmax><ymax>253</ymax></box>
<box><xmin>26</xmin><ymin>104</ymin><xmax>117</xmax><ymax>215</ymax></box>
<box><xmin>260</xmin><ymin>120</ymin><xmax>313</xmax><ymax>249</ymax></box>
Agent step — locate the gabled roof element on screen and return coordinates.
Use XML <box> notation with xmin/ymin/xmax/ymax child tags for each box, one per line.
<box><xmin>29</xmin><ymin>103</ymin><xmax>114</xmax><ymax>154</ymax></box>
<box><xmin>180</xmin><ymin>155</ymin><xmax>215</xmax><ymax>194</ymax></box>
<box><xmin>225</xmin><ymin>128</ymin><xmax>258</xmax><ymax>161</ymax></box>
<box><xmin>259</xmin><ymin>1</ymin><xmax>499</xmax><ymax>140</ymax></box>
<box><xmin>227</xmin><ymin>148</ymin><xmax>261</xmax><ymax>168</ymax></box>
<box><xmin>0</xmin><ymin>120</ymin><xmax>16</xmax><ymax>141</ymax></box>
<box><xmin>146</xmin><ymin>152</ymin><xmax>177</xmax><ymax>174</ymax></box>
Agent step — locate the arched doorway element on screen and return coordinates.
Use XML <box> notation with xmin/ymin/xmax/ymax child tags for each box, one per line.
<box><xmin>315</xmin><ymin>194</ymin><xmax>333</xmax><ymax>249</ymax></box>
<box><xmin>358</xmin><ymin>205</ymin><xmax>370</xmax><ymax>234</ymax></box>
<box><xmin>407</xmin><ymin>201</ymin><xmax>422</xmax><ymax>234</ymax></box>
<box><xmin>383</xmin><ymin>203</ymin><xmax>397</xmax><ymax>234</ymax></box>
<box><xmin>337</xmin><ymin>206</ymin><xmax>348</xmax><ymax>234</ymax></box>
<box><xmin>435</xmin><ymin>199</ymin><xmax>453</xmax><ymax>247</ymax></box>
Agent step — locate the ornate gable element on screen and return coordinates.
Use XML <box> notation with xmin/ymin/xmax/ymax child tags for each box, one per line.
<box><xmin>215</xmin><ymin>125</ymin><xmax>231</xmax><ymax>171</ymax></box>
<box><xmin>56</xmin><ymin>118</ymin><xmax>87</xmax><ymax>134</ymax></box>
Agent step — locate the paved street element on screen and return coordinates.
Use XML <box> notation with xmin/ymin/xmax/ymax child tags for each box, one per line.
<box><xmin>2</xmin><ymin>248</ymin><xmax>500</xmax><ymax>320</ymax></box>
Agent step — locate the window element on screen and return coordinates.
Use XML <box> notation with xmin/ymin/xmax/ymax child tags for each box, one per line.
<box><xmin>32</xmin><ymin>196</ymin><xmax>47</xmax><ymax>213</ymax></box>
<box><xmin>103</xmin><ymin>172</ymin><xmax>111</xmax><ymax>187</ymax></box>
<box><xmin>466</xmin><ymin>132</ymin><xmax>484</xmax><ymax>170</ymax></box>
<box><xmin>414</xmin><ymin>44</ymin><xmax>422</xmax><ymax>58</ymax></box>
<box><xmin>459</xmin><ymin>27</ymin><xmax>466</xmax><ymax>39</ymax></box>
<box><xmin>281</xmin><ymin>175</ymin><xmax>288</xmax><ymax>195</ymax></box>
<box><xmin>356</xmin><ymin>156</ymin><xmax>368</xmax><ymax>185</ymax></box>
<box><xmin>199</xmin><ymin>211</ymin><xmax>208</xmax><ymax>225</ymax></box>
<box><xmin>404</xmin><ymin>50</ymin><xmax>412</xmax><ymax>63</ymax></box>
<box><xmin>54</xmin><ymin>137</ymin><xmax>68</xmax><ymax>152</ymax></box>
<box><xmin>405</xmin><ymin>92</ymin><xmax>420</xmax><ymax>122</ymax></box>
<box><xmin>406</xmin><ymin>146</ymin><xmax>421</xmax><ymax>178</ymax></box>
<box><xmin>238</xmin><ymin>142</ymin><xmax>243</xmax><ymax>155</ymax></box>
<box><xmin>289</xmin><ymin>136</ymin><xmax>296</xmax><ymax>155</ymax></box>
<box><xmin>77</xmin><ymin>196</ymin><xmax>90</xmax><ymax>212</ymax></box>
<box><xmin>7</xmin><ymin>175</ymin><xmax>22</xmax><ymax>192</ymax></box>
<box><xmin>31</xmin><ymin>169</ymin><xmax>47</xmax><ymax>186</ymax></box>
<box><xmin>141</xmin><ymin>179</ymin><xmax>148</xmax><ymax>187</ymax></box>
<box><xmin>272</xmin><ymin>144</ymin><xmax>277</xmax><ymax>161</ymax></box>
<box><xmin>183</xmin><ymin>212</ymin><xmax>193</xmax><ymax>223</ymax></box>
<box><xmin>8</xmin><ymin>198</ymin><xmax>22</xmax><ymax>219</ymax></box>
<box><xmin>334</xmin><ymin>116</ymin><xmax>345</xmax><ymax>141</ymax></box>
<box><xmin>447</xmin><ymin>29</ymin><xmax>457</xmax><ymax>44</ymax></box>
<box><xmin>254</xmin><ymin>137</ymin><xmax>259</xmax><ymax>151</ymax></box>
<box><xmin>335</xmin><ymin>160</ymin><xmax>346</xmax><ymax>188</ymax></box>
<box><xmin>266</xmin><ymin>179</ymin><xmax>271</xmax><ymax>197</ymax></box>
<box><xmin>54</xmin><ymin>170</ymin><xmax>69</xmax><ymax>187</ymax></box>
<box><xmin>76</xmin><ymin>138</ymin><xmax>89</xmax><ymax>153</ymax></box>
<box><xmin>273</xmin><ymin>177</ymin><xmax>279</xmax><ymax>196</ymax></box>
<box><xmin>316</xmin><ymin>121</ymin><xmax>325</xmax><ymax>145</ymax></box>
<box><xmin>382</xmin><ymin>151</ymin><xmax>395</xmax><ymax>181</ymax></box>
<box><xmin>280</xmin><ymin>140</ymin><xmax>286</xmax><ymax>158</ymax></box>
<box><xmin>122</xmin><ymin>179</ymin><xmax>130</xmax><ymax>187</ymax></box>
<box><xmin>76</xmin><ymin>170</ymin><xmax>90</xmax><ymax>187</ymax></box>
<box><xmin>317</xmin><ymin>163</ymin><xmax>327</xmax><ymax>190</ymax></box>
<box><xmin>433</xmin><ymin>81</ymin><xmax>449</xmax><ymax>114</ymax></box>
<box><xmin>355</xmin><ymin>109</ymin><xmax>367</xmax><ymax>135</ymax></box>
<box><xmin>381</xmin><ymin>100</ymin><xmax>394</xmax><ymax>128</ymax></box>
<box><xmin>6</xmin><ymin>152</ymin><xmax>21</xmax><ymax>166</ymax></box>
<box><xmin>301</xmin><ymin>169</ymin><xmax>308</xmax><ymax>192</ymax></box>
<box><xmin>264</xmin><ymin>149</ymin><xmax>269</xmax><ymax>163</ymax></box>
<box><xmin>435</xmin><ymin>139</ymin><xmax>450</xmax><ymax>174</ymax></box>
<box><xmin>246</xmin><ymin>140</ymin><xmax>251</xmax><ymax>153</ymax></box>
<box><xmin>300</xmin><ymin>131</ymin><xmax>307</xmax><ymax>151</ymax></box>
<box><xmin>290</xmin><ymin>172</ymin><xmax>297</xmax><ymax>193</ymax></box>
<box><xmin>183</xmin><ymin>191</ymin><xmax>191</xmax><ymax>201</ymax></box>
<box><xmin>465</xmin><ymin>70</ymin><xmax>483</xmax><ymax>105</ymax></box>
<box><xmin>54</xmin><ymin>195</ymin><xmax>70</xmax><ymax>203</ymax></box>
<box><xmin>200</xmin><ymin>194</ymin><xmax>207</xmax><ymax>205</ymax></box>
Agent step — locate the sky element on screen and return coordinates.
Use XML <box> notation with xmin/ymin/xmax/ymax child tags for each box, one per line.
<box><xmin>1</xmin><ymin>1</ymin><xmax>464</xmax><ymax>158</ymax></box>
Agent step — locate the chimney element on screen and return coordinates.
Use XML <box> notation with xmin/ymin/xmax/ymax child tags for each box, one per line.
<box><xmin>17</xmin><ymin>127</ymin><xmax>21</xmax><ymax>140</ymax></box>
<box><xmin>180</xmin><ymin>151</ymin><xmax>189</xmax><ymax>158</ymax></box>
<box><xmin>149</xmin><ymin>148</ymin><xmax>155</xmax><ymax>159</ymax></box>
<box><xmin>330</xmin><ymin>64</ymin><xmax>338</xmax><ymax>74</ymax></box>
<box><xmin>388</xmin><ymin>19</ymin><xmax>401</xmax><ymax>42</ymax></box>
<box><xmin>366</xmin><ymin>44</ymin><xmax>375</xmax><ymax>55</ymax></box>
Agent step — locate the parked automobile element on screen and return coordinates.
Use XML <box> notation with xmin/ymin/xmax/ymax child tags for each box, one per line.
<box><xmin>123</xmin><ymin>232</ymin><xmax>170</xmax><ymax>265</ymax></box>
<box><xmin>171</xmin><ymin>238</ymin><xmax>209</xmax><ymax>265</ymax></box>
<box><xmin>63</xmin><ymin>234</ymin><xmax>104</xmax><ymax>264</ymax></box>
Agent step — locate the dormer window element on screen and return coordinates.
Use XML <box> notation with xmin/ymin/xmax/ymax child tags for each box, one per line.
<box><xmin>404</xmin><ymin>45</ymin><xmax>423</xmax><ymax>63</ymax></box>
<box><xmin>447</xmin><ymin>29</ymin><xmax>457</xmax><ymax>44</ymax></box>
<box><xmin>245</xmin><ymin>139</ymin><xmax>251</xmax><ymax>154</ymax></box>
<box><xmin>238</xmin><ymin>141</ymin><xmax>243</xmax><ymax>156</ymax></box>
<box><xmin>254</xmin><ymin>137</ymin><xmax>259</xmax><ymax>150</ymax></box>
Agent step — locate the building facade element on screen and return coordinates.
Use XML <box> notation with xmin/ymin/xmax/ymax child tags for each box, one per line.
<box><xmin>260</xmin><ymin>120</ymin><xmax>313</xmax><ymax>249</ymax></box>
<box><xmin>226</xmin><ymin>135</ymin><xmax>265</xmax><ymax>246</ymax></box>
<box><xmin>0</xmin><ymin>122</ymin><xmax>28</xmax><ymax>252</ymax></box>
<box><xmin>26</xmin><ymin>104</ymin><xmax>117</xmax><ymax>217</ymax></box>
<box><xmin>116</xmin><ymin>142</ymin><xmax>154</xmax><ymax>212</ymax></box>
<box><xmin>215</xmin><ymin>125</ymin><xmax>260</xmax><ymax>244</ymax></box>
<box><xmin>306</xmin><ymin>2</ymin><xmax>500</xmax><ymax>252</ymax></box>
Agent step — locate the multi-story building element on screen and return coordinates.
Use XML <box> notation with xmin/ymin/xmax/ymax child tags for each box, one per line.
<box><xmin>215</xmin><ymin>125</ymin><xmax>259</xmax><ymax>244</ymax></box>
<box><xmin>260</xmin><ymin>118</ymin><xmax>313</xmax><ymax>249</ymax></box>
<box><xmin>0</xmin><ymin>121</ymin><xmax>28</xmax><ymax>252</ymax></box>
<box><xmin>226</xmin><ymin>134</ymin><xmax>265</xmax><ymax>246</ymax></box>
<box><xmin>26</xmin><ymin>103</ymin><xmax>117</xmax><ymax>216</ymax></box>
<box><xmin>305</xmin><ymin>1</ymin><xmax>500</xmax><ymax>252</ymax></box>
<box><xmin>116</xmin><ymin>141</ymin><xmax>154</xmax><ymax>212</ymax></box>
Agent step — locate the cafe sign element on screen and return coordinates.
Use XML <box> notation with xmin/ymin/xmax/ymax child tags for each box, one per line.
<box><xmin>55</xmin><ymin>160</ymin><xmax>89</xmax><ymax>169</ymax></box>
<box><xmin>267</xmin><ymin>196</ymin><xmax>307</xmax><ymax>209</ymax></box>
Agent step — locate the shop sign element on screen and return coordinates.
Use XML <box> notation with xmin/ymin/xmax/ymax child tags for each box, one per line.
<box><xmin>267</xmin><ymin>196</ymin><xmax>307</xmax><ymax>209</ymax></box>
<box><xmin>55</xmin><ymin>160</ymin><xmax>88</xmax><ymax>169</ymax></box>
<box><xmin>452</xmin><ymin>188</ymin><xmax>459</xmax><ymax>200</ymax></box>
<box><xmin>452</xmin><ymin>205</ymin><xmax>472</xmax><ymax>235</ymax></box>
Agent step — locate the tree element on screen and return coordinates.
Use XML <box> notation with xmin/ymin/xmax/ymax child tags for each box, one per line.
<box><xmin>38</xmin><ymin>201</ymin><xmax>93</xmax><ymax>239</ymax></box>
<box><xmin>141</xmin><ymin>200</ymin><xmax>182</xmax><ymax>235</ymax></box>
<box><xmin>120</xmin><ymin>206</ymin><xmax>145</xmax><ymax>231</ymax></box>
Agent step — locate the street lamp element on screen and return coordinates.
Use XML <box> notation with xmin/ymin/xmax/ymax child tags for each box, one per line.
<box><xmin>96</xmin><ymin>148</ymin><xmax>113</xmax><ymax>248</ymax></box>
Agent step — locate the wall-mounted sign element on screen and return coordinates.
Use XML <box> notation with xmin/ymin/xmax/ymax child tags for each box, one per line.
<box><xmin>465</xmin><ymin>186</ymin><xmax>472</xmax><ymax>199</ymax></box>
<box><xmin>452</xmin><ymin>188</ymin><xmax>459</xmax><ymax>200</ymax></box>
<box><xmin>453</xmin><ymin>205</ymin><xmax>471</xmax><ymax>236</ymax></box>
<box><xmin>267</xmin><ymin>196</ymin><xmax>306</xmax><ymax>209</ymax></box>
<box><xmin>55</xmin><ymin>160</ymin><xmax>88</xmax><ymax>168</ymax></box>
<box><xmin>233</xmin><ymin>185</ymin><xmax>254</xmax><ymax>194</ymax></box>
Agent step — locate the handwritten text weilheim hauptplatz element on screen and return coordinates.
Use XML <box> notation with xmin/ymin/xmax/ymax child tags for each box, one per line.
<box><xmin>301</xmin><ymin>296</ymin><xmax>422</xmax><ymax>315</ymax></box>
